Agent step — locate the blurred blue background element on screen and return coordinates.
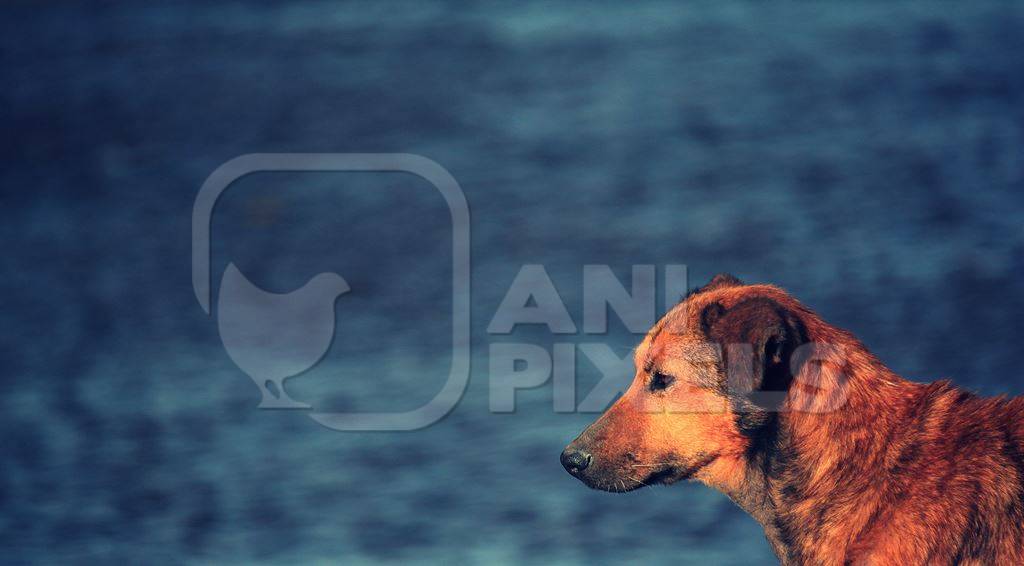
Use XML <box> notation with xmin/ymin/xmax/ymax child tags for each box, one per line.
<box><xmin>4</xmin><ymin>2</ymin><xmax>1024</xmax><ymax>564</ymax></box>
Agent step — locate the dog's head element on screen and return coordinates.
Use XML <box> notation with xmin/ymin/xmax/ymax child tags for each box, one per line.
<box><xmin>561</xmin><ymin>274</ymin><xmax>814</xmax><ymax>492</ymax></box>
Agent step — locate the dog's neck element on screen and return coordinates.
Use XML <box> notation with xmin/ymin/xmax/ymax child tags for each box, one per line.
<box><xmin>722</xmin><ymin>330</ymin><xmax>919</xmax><ymax>564</ymax></box>
<box><xmin>721</xmin><ymin>418</ymin><xmax>791</xmax><ymax>560</ymax></box>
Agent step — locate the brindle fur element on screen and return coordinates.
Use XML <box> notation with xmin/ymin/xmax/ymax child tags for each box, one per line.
<box><xmin>563</xmin><ymin>274</ymin><xmax>1024</xmax><ymax>565</ymax></box>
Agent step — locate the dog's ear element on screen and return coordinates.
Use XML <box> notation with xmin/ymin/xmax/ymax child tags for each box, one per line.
<box><xmin>701</xmin><ymin>297</ymin><xmax>807</xmax><ymax>396</ymax></box>
<box><xmin>689</xmin><ymin>273</ymin><xmax>743</xmax><ymax>299</ymax></box>
<box><xmin>705</xmin><ymin>273</ymin><xmax>743</xmax><ymax>291</ymax></box>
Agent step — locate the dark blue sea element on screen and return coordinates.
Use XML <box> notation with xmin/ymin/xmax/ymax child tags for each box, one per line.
<box><xmin>3</xmin><ymin>2</ymin><xmax>1024</xmax><ymax>564</ymax></box>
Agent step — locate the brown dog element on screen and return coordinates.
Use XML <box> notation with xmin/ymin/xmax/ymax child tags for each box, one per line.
<box><xmin>562</xmin><ymin>274</ymin><xmax>1024</xmax><ymax>564</ymax></box>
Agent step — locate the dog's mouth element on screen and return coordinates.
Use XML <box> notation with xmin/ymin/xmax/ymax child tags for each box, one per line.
<box><xmin>631</xmin><ymin>453</ymin><xmax>721</xmax><ymax>491</ymax></box>
<box><xmin>641</xmin><ymin>466</ymin><xmax>681</xmax><ymax>485</ymax></box>
<box><xmin>579</xmin><ymin>453</ymin><xmax>721</xmax><ymax>493</ymax></box>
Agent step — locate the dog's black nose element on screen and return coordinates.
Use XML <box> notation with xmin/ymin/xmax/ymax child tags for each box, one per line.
<box><xmin>561</xmin><ymin>448</ymin><xmax>591</xmax><ymax>476</ymax></box>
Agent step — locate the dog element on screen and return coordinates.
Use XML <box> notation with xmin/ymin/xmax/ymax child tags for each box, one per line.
<box><xmin>561</xmin><ymin>274</ymin><xmax>1024</xmax><ymax>564</ymax></box>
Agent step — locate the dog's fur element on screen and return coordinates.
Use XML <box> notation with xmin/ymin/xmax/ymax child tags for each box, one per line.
<box><xmin>563</xmin><ymin>275</ymin><xmax>1024</xmax><ymax>564</ymax></box>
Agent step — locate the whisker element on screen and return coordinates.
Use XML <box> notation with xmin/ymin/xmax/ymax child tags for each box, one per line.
<box><xmin>628</xmin><ymin>475</ymin><xmax>649</xmax><ymax>487</ymax></box>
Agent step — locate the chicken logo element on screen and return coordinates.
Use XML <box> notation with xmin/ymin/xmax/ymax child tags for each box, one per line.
<box><xmin>217</xmin><ymin>263</ymin><xmax>350</xmax><ymax>408</ymax></box>
<box><xmin>193</xmin><ymin>154</ymin><xmax>470</xmax><ymax>431</ymax></box>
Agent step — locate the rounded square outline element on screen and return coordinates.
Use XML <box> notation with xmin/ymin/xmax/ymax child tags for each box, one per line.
<box><xmin>193</xmin><ymin>153</ymin><xmax>470</xmax><ymax>431</ymax></box>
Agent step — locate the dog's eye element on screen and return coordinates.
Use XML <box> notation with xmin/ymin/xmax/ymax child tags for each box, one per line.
<box><xmin>649</xmin><ymin>371</ymin><xmax>675</xmax><ymax>392</ymax></box>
